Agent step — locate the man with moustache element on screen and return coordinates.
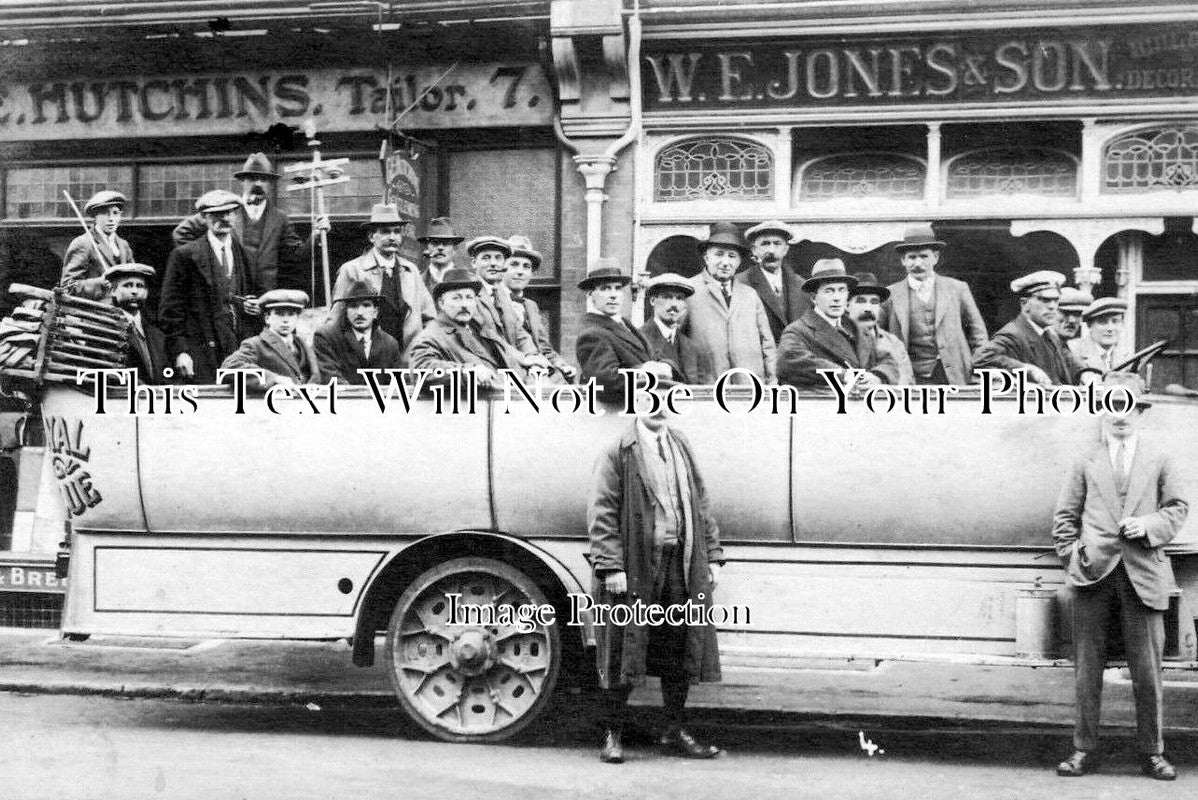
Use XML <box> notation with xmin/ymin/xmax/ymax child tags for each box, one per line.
<box><xmin>974</xmin><ymin>271</ymin><xmax>1086</xmax><ymax>386</ymax></box>
<box><xmin>848</xmin><ymin>273</ymin><xmax>913</xmax><ymax>385</ymax></box>
<box><xmin>1070</xmin><ymin>298</ymin><xmax>1132</xmax><ymax>375</ymax></box>
<box><xmin>1056</xmin><ymin>287</ymin><xmax>1094</xmax><ymax>343</ymax></box>
<box><xmin>736</xmin><ymin>220</ymin><xmax>810</xmax><ymax>342</ymax></box>
<box><xmin>160</xmin><ymin>190</ymin><xmax>264</xmax><ymax>384</ymax></box>
<box><xmin>221</xmin><ymin>289</ymin><xmax>322</xmax><ymax>390</ymax></box>
<box><xmin>313</xmin><ymin>279</ymin><xmax>403</xmax><ymax>384</ymax></box>
<box><xmin>881</xmin><ymin>226</ymin><xmax>987</xmax><ymax>385</ymax></box>
<box><xmin>330</xmin><ymin>203</ymin><xmax>435</xmax><ymax>354</ymax></box>
<box><xmin>408</xmin><ymin>268</ymin><xmax>548</xmax><ymax>388</ymax></box>
<box><xmin>418</xmin><ymin>217</ymin><xmax>465</xmax><ymax>292</ymax></box>
<box><xmin>61</xmin><ymin>190</ymin><xmax>135</xmax><ymax>300</ymax></box>
<box><xmin>105</xmin><ymin>263</ymin><xmax>168</xmax><ymax>384</ymax></box>
<box><xmin>684</xmin><ymin>222</ymin><xmax>776</xmax><ymax>385</ymax></box>
<box><xmin>503</xmin><ymin>235</ymin><xmax>576</xmax><ymax>380</ymax></box>
<box><xmin>468</xmin><ymin>235</ymin><xmax>544</xmax><ymax>364</ymax></box>
<box><xmin>172</xmin><ymin>153</ymin><xmax>327</xmax><ymax>292</ymax></box>
<box><xmin>639</xmin><ymin>273</ymin><xmax>701</xmax><ymax>384</ymax></box>
<box><xmin>776</xmin><ymin>259</ymin><xmax>900</xmax><ymax>388</ymax></box>
<box><xmin>576</xmin><ymin>259</ymin><xmax>674</xmax><ymax>401</ymax></box>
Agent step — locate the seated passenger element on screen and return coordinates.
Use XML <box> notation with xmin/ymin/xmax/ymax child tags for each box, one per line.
<box><xmin>848</xmin><ymin>273</ymin><xmax>913</xmax><ymax>385</ymax></box>
<box><xmin>408</xmin><ymin>268</ymin><xmax>548</xmax><ymax>389</ymax></box>
<box><xmin>105</xmin><ymin>263</ymin><xmax>169</xmax><ymax>385</ymax></box>
<box><xmin>973</xmin><ymin>271</ymin><xmax>1085</xmax><ymax>386</ymax></box>
<box><xmin>1070</xmin><ymin>297</ymin><xmax>1131</xmax><ymax>375</ymax></box>
<box><xmin>504</xmin><ymin>235</ymin><xmax>577</xmax><ymax>380</ymax></box>
<box><xmin>1055</xmin><ymin>286</ymin><xmax>1093</xmax><ymax>344</ymax></box>
<box><xmin>220</xmin><ymin>289</ymin><xmax>322</xmax><ymax>390</ymax></box>
<box><xmin>638</xmin><ymin>273</ymin><xmax>701</xmax><ymax>384</ymax></box>
<box><xmin>313</xmin><ymin>279</ymin><xmax>403</xmax><ymax>384</ymax></box>
<box><xmin>776</xmin><ymin>259</ymin><xmax>899</xmax><ymax>389</ymax></box>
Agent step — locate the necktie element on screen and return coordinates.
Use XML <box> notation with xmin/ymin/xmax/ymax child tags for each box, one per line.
<box><xmin>358</xmin><ymin>334</ymin><xmax>369</xmax><ymax>357</ymax></box>
<box><xmin>721</xmin><ymin>284</ymin><xmax>732</xmax><ymax>307</ymax></box>
<box><xmin>658</xmin><ymin>435</ymin><xmax>668</xmax><ymax>463</ymax></box>
<box><xmin>1115</xmin><ymin>442</ymin><xmax>1129</xmax><ymax>491</ymax></box>
<box><xmin>773</xmin><ymin>283</ymin><xmax>782</xmax><ymax>298</ymax></box>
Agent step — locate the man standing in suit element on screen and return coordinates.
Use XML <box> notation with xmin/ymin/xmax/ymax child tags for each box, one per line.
<box><xmin>105</xmin><ymin>263</ymin><xmax>167</xmax><ymax>384</ymax></box>
<box><xmin>417</xmin><ymin>217</ymin><xmax>465</xmax><ymax>292</ymax></box>
<box><xmin>576</xmin><ymin>259</ymin><xmax>674</xmax><ymax>401</ymax></box>
<box><xmin>171</xmin><ymin>153</ymin><xmax>327</xmax><ymax>292</ymax></box>
<box><xmin>1070</xmin><ymin>298</ymin><xmax>1131</xmax><ymax>375</ymax></box>
<box><xmin>313</xmin><ymin>279</ymin><xmax>403</xmax><ymax>383</ymax></box>
<box><xmin>882</xmin><ymin>226</ymin><xmax>987</xmax><ymax>385</ymax></box>
<box><xmin>61</xmin><ymin>190</ymin><xmax>135</xmax><ymax>300</ymax></box>
<box><xmin>503</xmin><ymin>236</ymin><xmax>576</xmax><ymax>380</ymax></box>
<box><xmin>221</xmin><ymin>289</ymin><xmax>322</xmax><ymax>390</ymax></box>
<box><xmin>639</xmin><ymin>273</ymin><xmax>700</xmax><ymax>384</ymax></box>
<box><xmin>776</xmin><ymin>259</ymin><xmax>900</xmax><ymax>388</ymax></box>
<box><xmin>848</xmin><ymin>273</ymin><xmax>913</xmax><ymax>385</ymax></box>
<box><xmin>737</xmin><ymin>220</ymin><xmax>810</xmax><ymax>342</ymax></box>
<box><xmin>684</xmin><ymin>222</ymin><xmax>776</xmax><ymax>385</ymax></box>
<box><xmin>408</xmin><ymin>268</ymin><xmax>548</xmax><ymax>388</ymax></box>
<box><xmin>159</xmin><ymin>190</ymin><xmax>264</xmax><ymax>384</ymax></box>
<box><xmin>974</xmin><ymin>271</ymin><xmax>1086</xmax><ymax>386</ymax></box>
<box><xmin>1052</xmin><ymin>373</ymin><xmax>1188</xmax><ymax>781</ymax></box>
<box><xmin>330</xmin><ymin>203</ymin><xmax>436</xmax><ymax>355</ymax></box>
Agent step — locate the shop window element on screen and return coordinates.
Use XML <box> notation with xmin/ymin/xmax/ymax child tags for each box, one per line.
<box><xmin>654</xmin><ymin>137</ymin><xmax>773</xmax><ymax>201</ymax></box>
<box><xmin>137</xmin><ymin>162</ymin><xmax>240</xmax><ymax>218</ymax></box>
<box><xmin>5</xmin><ymin>165</ymin><xmax>134</xmax><ymax>220</ymax></box>
<box><xmin>279</xmin><ymin>158</ymin><xmax>385</xmax><ymax>218</ymax></box>
<box><xmin>796</xmin><ymin>152</ymin><xmax>923</xmax><ymax>201</ymax></box>
<box><xmin>1103</xmin><ymin>126</ymin><xmax>1198</xmax><ymax>192</ymax></box>
<box><xmin>946</xmin><ymin>148</ymin><xmax>1077</xmax><ymax>198</ymax></box>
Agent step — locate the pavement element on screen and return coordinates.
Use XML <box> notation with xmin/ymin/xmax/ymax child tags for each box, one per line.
<box><xmin>3</xmin><ymin>626</ymin><xmax>1198</xmax><ymax>740</ymax></box>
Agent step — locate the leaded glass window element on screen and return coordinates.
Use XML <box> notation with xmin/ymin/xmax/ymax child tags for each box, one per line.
<box><xmin>946</xmin><ymin>148</ymin><xmax>1077</xmax><ymax>198</ymax></box>
<box><xmin>1103</xmin><ymin>126</ymin><xmax>1198</xmax><ymax>192</ymax></box>
<box><xmin>654</xmin><ymin>137</ymin><xmax>773</xmax><ymax>201</ymax></box>
<box><xmin>797</xmin><ymin>153</ymin><xmax>924</xmax><ymax>201</ymax></box>
<box><xmin>5</xmin><ymin>165</ymin><xmax>134</xmax><ymax>220</ymax></box>
<box><xmin>137</xmin><ymin>162</ymin><xmax>240</xmax><ymax>218</ymax></box>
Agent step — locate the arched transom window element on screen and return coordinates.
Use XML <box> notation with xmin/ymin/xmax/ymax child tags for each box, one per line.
<box><xmin>946</xmin><ymin>148</ymin><xmax>1077</xmax><ymax>198</ymax></box>
<box><xmin>796</xmin><ymin>153</ymin><xmax>924</xmax><ymax>201</ymax></box>
<box><xmin>654</xmin><ymin>137</ymin><xmax>774</xmax><ymax>201</ymax></box>
<box><xmin>1103</xmin><ymin>126</ymin><xmax>1198</xmax><ymax>192</ymax></box>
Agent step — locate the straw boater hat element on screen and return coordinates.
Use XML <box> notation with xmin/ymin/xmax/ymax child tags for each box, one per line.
<box><xmin>361</xmin><ymin>202</ymin><xmax>411</xmax><ymax>229</ymax></box>
<box><xmin>233</xmin><ymin>153</ymin><xmax>280</xmax><ymax>180</ymax></box>
<box><xmin>894</xmin><ymin>225</ymin><xmax>946</xmax><ymax>252</ymax></box>
<box><xmin>802</xmin><ymin>258</ymin><xmax>858</xmax><ymax>293</ymax></box>
<box><xmin>1010</xmin><ymin>271</ymin><xmax>1066</xmax><ymax>297</ymax></box>
<box><xmin>697</xmin><ymin>221</ymin><xmax>751</xmax><ymax>258</ymax></box>
<box><xmin>578</xmin><ymin>257</ymin><xmax>631</xmax><ymax>291</ymax></box>
<box><xmin>1082</xmin><ymin>297</ymin><xmax>1128</xmax><ymax>323</ymax></box>
<box><xmin>418</xmin><ymin>217</ymin><xmax>465</xmax><ymax>244</ymax></box>
<box><xmin>258</xmin><ymin>289</ymin><xmax>309</xmax><ymax>312</ymax></box>
<box><xmin>744</xmin><ymin>220</ymin><xmax>797</xmax><ymax>244</ymax></box>
<box><xmin>506</xmin><ymin>235</ymin><xmax>543</xmax><ymax>269</ymax></box>
<box><xmin>1058</xmin><ymin>286</ymin><xmax>1094</xmax><ymax>313</ymax></box>
<box><xmin>645</xmin><ymin>272</ymin><xmax>695</xmax><ymax>299</ymax></box>
<box><xmin>83</xmin><ymin>190</ymin><xmax>128</xmax><ymax>216</ymax></box>
<box><xmin>432</xmin><ymin>267</ymin><xmax>483</xmax><ymax>301</ymax></box>
<box><xmin>102</xmin><ymin>263</ymin><xmax>155</xmax><ymax>282</ymax></box>
<box><xmin>848</xmin><ymin>272</ymin><xmax>890</xmax><ymax>302</ymax></box>
<box><xmin>466</xmin><ymin>236</ymin><xmax>512</xmax><ymax>259</ymax></box>
<box><xmin>195</xmin><ymin>189</ymin><xmax>244</xmax><ymax>214</ymax></box>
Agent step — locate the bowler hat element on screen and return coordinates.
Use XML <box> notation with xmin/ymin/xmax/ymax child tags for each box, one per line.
<box><xmin>802</xmin><ymin>259</ymin><xmax>857</xmax><ymax>293</ymax></box>
<box><xmin>506</xmin><ymin>235</ymin><xmax>543</xmax><ymax>269</ymax></box>
<box><xmin>103</xmin><ymin>263</ymin><xmax>155</xmax><ymax>282</ymax></box>
<box><xmin>333</xmin><ymin>279</ymin><xmax>383</xmax><ymax>305</ymax></box>
<box><xmin>698</xmin><ymin>221</ymin><xmax>751</xmax><ymax>258</ymax></box>
<box><xmin>433</xmin><ymin>267</ymin><xmax>483</xmax><ymax>300</ymax></box>
<box><xmin>233</xmin><ymin>152</ymin><xmax>280</xmax><ymax>180</ymax></box>
<box><xmin>579</xmin><ymin>257</ymin><xmax>631</xmax><ymax>291</ymax></box>
<box><xmin>744</xmin><ymin>220</ymin><xmax>796</xmax><ymax>244</ymax></box>
<box><xmin>849</xmin><ymin>272</ymin><xmax>890</xmax><ymax>301</ymax></box>
<box><xmin>1010</xmin><ymin>270</ymin><xmax>1066</xmax><ymax>297</ymax></box>
<box><xmin>83</xmin><ymin>190</ymin><xmax>128</xmax><ymax>216</ymax></box>
<box><xmin>361</xmin><ymin>203</ymin><xmax>412</xmax><ymax>229</ymax></box>
<box><xmin>466</xmin><ymin>236</ymin><xmax>512</xmax><ymax>259</ymax></box>
<box><xmin>1058</xmin><ymin>287</ymin><xmax>1094</xmax><ymax>312</ymax></box>
<box><xmin>418</xmin><ymin>217</ymin><xmax>465</xmax><ymax>244</ymax></box>
<box><xmin>259</xmin><ymin>289</ymin><xmax>309</xmax><ymax>312</ymax></box>
<box><xmin>894</xmin><ymin>226</ymin><xmax>946</xmax><ymax>252</ymax></box>
<box><xmin>646</xmin><ymin>272</ymin><xmax>695</xmax><ymax>299</ymax></box>
<box><xmin>195</xmin><ymin>189</ymin><xmax>244</xmax><ymax>214</ymax></box>
<box><xmin>1082</xmin><ymin>297</ymin><xmax>1128</xmax><ymax>323</ymax></box>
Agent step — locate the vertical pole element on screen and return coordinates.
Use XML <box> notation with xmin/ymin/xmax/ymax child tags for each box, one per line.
<box><xmin>925</xmin><ymin>122</ymin><xmax>942</xmax><ymax>208</ymax></box>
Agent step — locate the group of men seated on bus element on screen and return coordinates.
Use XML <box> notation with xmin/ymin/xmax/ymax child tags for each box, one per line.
<box><xmin>59</xmin><ymin>153</ymin><xmax>1130</xmax><ymax>394</ymax></box>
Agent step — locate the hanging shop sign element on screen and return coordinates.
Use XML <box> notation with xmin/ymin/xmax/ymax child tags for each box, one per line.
<box><xmin>0</xmin><ymin>62</ymin><xmax>551</xmax><ymax>142</ymax></box>
<box><xmin>642</xmin><ymin>24</ymin><xmax>1198</xmax><ymax>111</ymax></box>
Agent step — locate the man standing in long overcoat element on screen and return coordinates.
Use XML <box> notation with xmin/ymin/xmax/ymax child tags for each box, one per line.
<box><xmin>588</xmin><ymin>411</ymin><xmax>725</xmax><ymax>764</ymax></box>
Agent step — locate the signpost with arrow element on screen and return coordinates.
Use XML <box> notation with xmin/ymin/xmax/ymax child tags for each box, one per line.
<box><xmin>283</xmin><ymin>119</ymin><xmax>350</xmax><ymax>306</ymax></box>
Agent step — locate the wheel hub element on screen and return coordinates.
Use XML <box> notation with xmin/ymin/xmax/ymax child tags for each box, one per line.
<box><xmin>450</xmin><ymin>629</ymin><xmax>496</xmax><ymax>676</ymax></box>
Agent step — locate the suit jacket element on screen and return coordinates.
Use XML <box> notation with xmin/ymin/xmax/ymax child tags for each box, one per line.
<box><xmin>474</xmin><ymin>285</ymin><xmax>537</xmax><ymax>356</ymax></box>
<box><xmin>973</xmin><ymin>313</ymin><xmax>1085</xmax><ymax>385</ymax></box>
<box><xmin>639</xmin><ymin>319</ymin><xmax>700</xmax><ymax>384</ymax></box>
<box><xmin>312</xmin><ymin>321</ymin><xmax>403</xmax><ymax>384</ymax></box>
<box><xmin>61</xmin><ymin>231</ymin><xmax>134</xmax><ymax>296</ymax></box>
<box><xmin>408</xmin><ymin>314</ymin><xmax>527</xmax><ymax>382</ymax></box>
<box><xmin>873</xmin><ymin>326</ymin><xmax>915</xmax><ymax>386</ymax></box>
<box><xmin>329</xmin><ymin>251</ymin><xmax>435</xmax><ymax>354</ymax></box>
<box><xmin>1052</xmin><ymin>440</ymin><xmax>1189</xmax><ymax>610</ymax></box>
<box><xmin>172</xmin><ymin>204</ymin><xmax>305</xmax><ymax>291</ymax></box>
<box><xmin>1069</xmin><ymin>335</ymin><xmax>1132</xmax><ymax>376</ymax></box>
<box><xmin>516</xmin><ymin>294</ymin><xmax>571</xmax><ymax>373</ymax></box>
<box><xmin>881</xmin><ymin>274</ymin><xmax>987</xmax><ymax>385</ymax></box>
<box><xmin>576</xmin><ymin>312</ymin><xmax>654</xmax><ymax>399</ymax></box>
<box><xmin>421</xmin><ymin>262</ymin><xmax>458</xmax><ymax>294</ymax></box>
<box><xmin>220</xmin><ymin>328</ymin><xmax>323</xmax><ymax>390</ymax></box>
<box><xmin>159</xmin><ymin>236</ymin><xmax>263</xmax><ymax>383</ymax></box>
<box><xmin>736</xmin><ymin>263</ymin><xmax>811</xmax><ymax>342</ymax></box>
<box><xmin>684</xmin><ymin>272</ymin><xmax>777</xmax><ymax>384</ymax></box>
<box><xmin>776</xmin><ymin>309</ymin><xmax>901</xmax><ymax>388</ymax></box>
<box><xmin>124</xmin><ymin>314</ymin><xmax>169</xmax><ymax>385</ymax></box>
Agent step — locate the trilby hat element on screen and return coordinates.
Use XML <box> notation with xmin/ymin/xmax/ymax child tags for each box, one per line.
<box><xmin>578</xmin><ymin>257</ymin><xmax>631</xmax><ymax>291</ymax></box>
<box><xmin>233</xmin><ymin>152</ymin><xmax>280</xmax><ymax>180</ymax></box>
<box><xmin>433</xmin><ymin>267</ymin><xmax>484</xmax><ymax>300</ymax></box>
<box><xmin>418</xmin><ymin>217</ymin><xmax>465</xmax><ymax>244</ymax></box>
<box><xmin>848</xmin><ymin>272</ymin><xmax>890</xmax><ymax>301</ymax></box>
<box><xmin>802</xmin><ymin>258</ymin><xmax>858</xmax><ymax>293</ymax></box>
<box><xmin>698</xmin><ymin>221</ymin><xmax>751</xmax><ymax>258</ymax></box>
<box><xmin>361</xmin><ymin>203</ymin><xmax>412</xmax><ymax>229</ymax></box>
<box><xmin>894</xmin><ymin>225</ymin><xmax>946</xmax><ymax>252</ymax></box>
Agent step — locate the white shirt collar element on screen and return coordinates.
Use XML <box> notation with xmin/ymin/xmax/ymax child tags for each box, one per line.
<box><xmin>1024</xmin><ymin>314</ymin><xmax>1049</xmax><ymax>337</ymax></box>
<box><xmin>206</xmin><ymin>230</ymin><xmax>232</xmax><ymax>258</ymax></box>
<box><xmin>429</xmin><ymin>262</ymin><xmax>453</xmax><ymax>282</ymax></box>
<box><xmin>635</xmin><ymin>419</ymin><xmax>671</xmax><ymax>460</ymax></box>
<box><xmin>815</xmin><ymin>307</ymin><xmax>845</xmax><ymax>329</ymax></box>
<box><xmin>907</xmin><ymin>274</ymin><xmax>935</xmax><ymax>291</ymax></box>
<box><xmin>243</xmin><ymin>201</ymin><xmax>265</xmax><ymax>222</ymax></box>
<box><xmin>1107</xmin><ymin>434</ymin><xmax>1137</xmax><ymax>469</ymax></box>
<box><xmin>653</xmin><ymin>317</ymin><xmax>678</xmax><ymax>342</ymax></box>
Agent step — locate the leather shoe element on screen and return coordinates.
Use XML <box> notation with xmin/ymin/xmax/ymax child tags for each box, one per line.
<box><xmin>1056</xmin><ymin>750</ymin><xmax>1097</xmax><ymax>777</ymax></box>
<box><xmin>600</xmin><ymin>729</ymin><xmax>624</xmax><ymax>764</ymax></box>
<box><xmin>659</xmin><ymin>727</ymin><xmax>722</xmax><ymax>759</ymax></box>
<box><xmin>1141</xmin><ymin>754</ymin><xmax>1177</xmax><ymax>781</ymax></box>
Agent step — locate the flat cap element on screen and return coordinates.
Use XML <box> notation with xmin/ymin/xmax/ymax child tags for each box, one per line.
<box><xmin>466</xmin><ymin>236</ymin><xmax>512</xmax><ymax>258</ymax></box>
<box><xmin>1058</xmin><ymin>286</ymin><xmax>1094</xmax><ymax>312</ymax></box>
<box><xmin>744</xmin><ymin>220</ymin><xmax>796</xmax><ymax>244</ymax></box>
<box><xmin>646</xmin><ymin>272</ymin><xmax>695</xmax><ymax>298</ymax></box>
<box><xmin>1010</xmin><ymin>270</ymin><xmax>1066</xmax><ymax>296</ymax></box>
<box><xmin>1082</xmin><ymin>297</ymin><xmax>1128</xmax><ymax>322</ymax></box>
<box><xmin>506</xmin><ymin>235</ymin><xmax>543</xmax><ymax>269</ymax></box>
<box><xmin>103</xmin><ymin>263</ymin><xmax>155</xmax><ymax>282</ymax></box>
<box><xmin>195</xmin><ymin>189</ymin><xmax>244</xmax><ymax>214</ymax></box>
<box><xmin>258</xmin><ymin>289</ymin><xmax>309</xmax><ymax>311</ymax></box>
<box><xmin>83</xmin><ymin>190</ymin><xmax>128</xmax><ymax>216</ymax></box>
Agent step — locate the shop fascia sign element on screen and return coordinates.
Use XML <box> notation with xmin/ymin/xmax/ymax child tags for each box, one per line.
<box><xmin>642</xmin><ymin>24</ymin><xmax>1198</xmax><ymax>111</ymax></box>
<box><xmin>0</xmin><ymin>62</ymin><xmax>551</xmax><ymax>141</ymax></box>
